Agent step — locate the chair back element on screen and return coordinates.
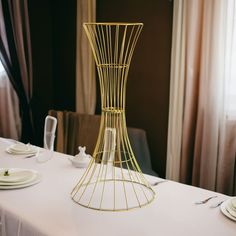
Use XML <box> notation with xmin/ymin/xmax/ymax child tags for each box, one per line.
<box><xmin>48</xmin><ymin>110</ymin><xmax>100</xmax><ymax>155</ymax></box>
<box><xmin>48</xmin><ymin>110</ymin><xmax>157</xmax><ymax>176</ymax></box>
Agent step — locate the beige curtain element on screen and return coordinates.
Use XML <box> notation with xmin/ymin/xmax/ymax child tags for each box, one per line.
<box><xmin>166</xmin><ymin>0</ymin><xmax>186</xmax><ymax>181</ymax></box>
<box><xmin>166</xmin><ymin>0</ymin><xmax>236</xmax><ymax>195</ymax></box>
<box><xmin>0</xmin><ymin>0</ymin><xmax>34</xmax><ymax>143</ymax></box>
<box><xmin>76</xmin><ymin>0</ymin><xmax>96</xmax><ymax>114</ymax></box>
<box><xmin>0</xmin><ymin>69</ymin><xmax>21</xmax><ymax>140</ymax></box>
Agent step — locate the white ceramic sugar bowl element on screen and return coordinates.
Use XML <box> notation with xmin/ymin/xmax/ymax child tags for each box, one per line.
<box><xmin>69</xmin><ymin>146</ymin><xmax>91</xmax><ymax>168</ymax></box>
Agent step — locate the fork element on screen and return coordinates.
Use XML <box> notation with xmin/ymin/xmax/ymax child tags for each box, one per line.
<box><xmin>24</xmin><ymin>147</ymin><xmax>40</xmax><ymax>159</ymax></box>
<box><xmin>24</xmin><ymin>154</ymin><xmax>36</xmax><ymax>158</ymax></box>
<box><xmin>150</xmin><ymin>180</ymin><xmax>168</xmax><ymax>186</ymax></box>
<box><xmin>194</xmin><ymin>196</ymin><xmax>218</xmax><ymax>204</ymax></box>
<box><xmin>209</xmin><ymin>200</ymin><xmax>224</xmax><ymax>208</ymax></box>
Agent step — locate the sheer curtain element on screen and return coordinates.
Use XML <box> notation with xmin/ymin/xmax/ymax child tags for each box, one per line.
<box><xmin>217</xmin><ymin>0</ymin><xmax>236</xmax><ymax>194</ymax></box>
<box><xmin>166</xmin><ymin>0</ymin><xmax>236</xmax><ymax>195</ymax></box>
<box><xmin>76</xmin><ymin>0</ymin><xmax>96</xmax><ymax>114</ymax></box>
<box><xmin>0</xmin><ymin>0</ymin><xmax>34</xmax><ymax>143</ymax></box>
<box><xmin>0</xmin><ymin>61</ymin><xmax>21</xmax><ymax>139</ymax></box>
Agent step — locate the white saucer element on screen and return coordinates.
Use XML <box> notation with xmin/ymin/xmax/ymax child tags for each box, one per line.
<box><xmin>220</xmin><ymin>198</ymin><xmax>236</xmax><ymax>222</ymax></box>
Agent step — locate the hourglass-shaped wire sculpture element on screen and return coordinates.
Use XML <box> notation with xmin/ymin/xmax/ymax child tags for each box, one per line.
<box><xmin>71</xmin><ymin>23</ymin><xmax>155</xmax><ymax>211</ymax></box>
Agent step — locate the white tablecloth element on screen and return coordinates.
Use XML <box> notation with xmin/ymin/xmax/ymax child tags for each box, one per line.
<box><xmin>0</xmin><ymin>138</ymin><xmax>235</xmax><ymax>236</ymax></box>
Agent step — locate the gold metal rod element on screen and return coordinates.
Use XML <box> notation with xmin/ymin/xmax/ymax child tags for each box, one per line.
<box><xmin>72</xmin><ymin>23</ymin><xmax>155</xmax><ymax>211</ymax></box>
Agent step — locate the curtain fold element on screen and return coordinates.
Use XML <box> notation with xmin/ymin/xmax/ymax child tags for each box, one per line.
<box><xmin>0</xmin><ymin>0</ymin><xmax>34</xmax><ymax>142</ymax></box>
<box><xmin>167</xmin><ymin>0</ymin><xmax>236</xmax><ymax>195</ymax></box>
<box><xmin>166</xmin><ymin>0</ymin><xmax>186</xmax><ymax>181</ymax></box>
<box><xmin>76</xmin><ymin>0</ymin><xmax>96</xmax><ymax>114</ymax></box>
<box><xmin>0</xmin><ymin>70</ymin><xmax>21</xmax><ymax>139</ymax></box>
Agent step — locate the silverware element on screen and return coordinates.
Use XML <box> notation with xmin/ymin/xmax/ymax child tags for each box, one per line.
<box><xmin>24</xmin><ymin>154</ymin><xmax>36</xmax><ymax>158</ymax></box>
<box><xmin>25</xmin><ymin>147</ymin><xmax>40</xmax><ymax>159</ymax></box>
<box><xmin>209</xmin><ymin>200</ymin><xmax>224</xmax><ymax>208</ymax></box>
<box><xmin>150</xmin><ymin>180</ymin><xmax>168</xmax><ymax>186</ymax></box>
<box><xmin>195</xmin><ymin>195</ymin><xmax>218</xmax><ymax>205</ymax></box>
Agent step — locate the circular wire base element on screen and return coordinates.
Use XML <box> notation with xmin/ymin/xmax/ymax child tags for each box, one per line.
<box><xmin>71</xmin><ymin>179</ymin><xmax>156</xmax><ymax>212</ymax></box>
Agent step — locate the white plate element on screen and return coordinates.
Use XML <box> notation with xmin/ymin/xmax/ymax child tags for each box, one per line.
<box><xmin>220</xmin><ymin>199</ymin><xmax>236</xmax><ymax>222</ymax></box>
<box><xmin>6</xmin><ymin>144</ymin><xmax>38</xmax><ymax>155</ymax></box>
<box><xmin>231</xmin><ymin>198</ymin><xmax>236</xmax><ymax>210</ymax></box>
<box><xmin>0</xmin><ymin>168</ymin><xmax>35</xmax><ymax>183</ymax></box>
<box><xmin>0</xmin><ymin>172</ymin><xmax>42</xmax><ymax>190</ymax></box>
<box><xmin>6</xmin><ymin>148</ymin><xmax>38</xmax><ymax>155</ymax></box>
<box><xmin>0</xmin><ymin>172</ymin><xmax>38</xmax><ymax>187</ymax></box>
<box><xmin>226</xmin><ymin>198</ymin><xmax>236</xmax><ymax>218</ymax></box>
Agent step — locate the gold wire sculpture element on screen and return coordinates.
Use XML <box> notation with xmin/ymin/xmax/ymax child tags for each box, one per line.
<box><xmin>71</xmin><ymin>23</ymin><xmax>155</xmax><ymax>211</ymax></box>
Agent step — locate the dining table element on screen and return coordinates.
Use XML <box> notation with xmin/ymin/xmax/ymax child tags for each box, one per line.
<box><xmin>0</xmin><ymin>137</ymin><xmax>235</xmax><ymax>236</ymax></box>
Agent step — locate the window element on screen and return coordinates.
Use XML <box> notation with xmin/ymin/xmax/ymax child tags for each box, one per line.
<box><xmin>0</xmin><ymin>60</ymin><xmax>7</xmax><ymax>84</ymax></box>
<box><xmin>0</xmin><ymin>60</ymin><xmax>5</xmax><ymax>73</ymax></box>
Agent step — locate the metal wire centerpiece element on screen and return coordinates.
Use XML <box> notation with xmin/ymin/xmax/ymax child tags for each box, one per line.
<box><xmin>71</xmin><ymin>23</ymin><xmax>155</xmax><ymax>211</ymax></box>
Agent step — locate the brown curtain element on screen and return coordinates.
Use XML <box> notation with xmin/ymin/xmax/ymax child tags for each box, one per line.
<box><xmin>0</xmin><ymin>0</ymin><xmax>34</xmax><ymax>143</ymax></box>
<box><xmin>76</xmin><ymin>0</ymin><xmax>96</xmax><ymax>114</ymax></box>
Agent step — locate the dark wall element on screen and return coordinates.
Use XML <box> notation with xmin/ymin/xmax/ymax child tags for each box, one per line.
<box><xmin>51</xmin><ymin>0</ymin><xmax>76</xmax><ymax>111</ymax></box>
<box><xmin>28</xmin><ymin>0</ymin><xmax>76</xmax><ymax>146</ymax></box>
<box><xmin>97</xmin><ymin>0</ymin><xmax>173</xmax><ymax>177</ymax></box>
<box><xmin>28</xmin><ymin>0</ymin><xmax>54</xmax><ymax>145</ymax></box>
<box><xmin>28</xmin><ymin>0</ymin><xmax>172</xmax><ymax>177</ymax></box>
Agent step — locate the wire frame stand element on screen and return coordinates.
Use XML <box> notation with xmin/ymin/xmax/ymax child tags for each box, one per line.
<box><xmin>71</xmin><ymin>23</ymin><xmax>155</xmax><ymax>211</ymax></box>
